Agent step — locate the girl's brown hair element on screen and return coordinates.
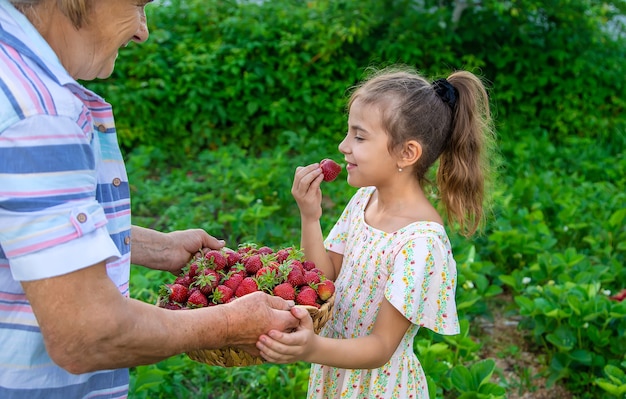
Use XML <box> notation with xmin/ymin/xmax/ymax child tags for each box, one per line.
<box><xmin>348</xmin><ymin>66</ymin><xmax>497</xmax><ymax>237</ymax></box>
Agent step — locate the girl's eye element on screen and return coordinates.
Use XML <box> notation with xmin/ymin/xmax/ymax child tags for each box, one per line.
<box><xmin>354</xmin><ymin>136</ymin><xmax>364</xmax><ymax>142</ymax></box>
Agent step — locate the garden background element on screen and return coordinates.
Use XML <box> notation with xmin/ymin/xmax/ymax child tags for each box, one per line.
<box><xmin>84</xmin><ymin>0</ymin><xmax>626</xmax><ymax>397</ymax></box>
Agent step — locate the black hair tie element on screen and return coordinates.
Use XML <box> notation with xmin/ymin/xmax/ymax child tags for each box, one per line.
<box><xmin>432</xmin><ymin>78</ymin><xmax>458</xmax><ymax>111</ymax></box>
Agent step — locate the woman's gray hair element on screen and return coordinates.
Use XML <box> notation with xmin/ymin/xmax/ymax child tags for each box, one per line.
<box><xmin>10</xmin><ymin>0</ymin><xmax>90</xmax><ymax>29</ymax></box>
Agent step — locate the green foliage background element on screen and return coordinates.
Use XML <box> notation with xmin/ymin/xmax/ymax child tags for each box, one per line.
<box><xmin>84</xmin><ymin>0</ymin><xmax>626</xmax><ymax>397</ymax></box>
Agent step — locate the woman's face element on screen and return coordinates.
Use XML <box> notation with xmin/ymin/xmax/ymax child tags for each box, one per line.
<box><xmin>53</xmin><ymin>0</ymin><xmax>152</xmax><ymax>80</ymax></box>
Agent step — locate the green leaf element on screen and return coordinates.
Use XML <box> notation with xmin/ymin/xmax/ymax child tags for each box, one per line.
<box><xmin>546</xmin><ymin>325</ymin><xmax>576</xmax><ymax>351</ymax></box>
<box><xmin>567</xmin><ymin>349</ymin><xmax>593</xmax><ymax>365</ymax></box>
<box><xmin>132</xmin><ymin>368</ymin><xmax>169</xmax><ymax>392</ymax></box>
<box><xmin>604</xmin><ymin>365</ymin><xmax>626</xmax><ymax>385</ymax></box>
<box><xmin>471</xmin><ymin>359</ymin><xmax>497</xmax><ymax>388</ymax></box>
<box><xmin>451</xmin><ymin>365</ymin><xmax>475</xmax><ymax>392</ymax></box>
<box><xmin>595</xmin><ymin>379</ymin><xmax>626</xmax><ymax>396</ymax></box>
<box><xmin>478</xmin><ymin>383</ymin><xmax>507</xmax><ymax>396</ymax></box>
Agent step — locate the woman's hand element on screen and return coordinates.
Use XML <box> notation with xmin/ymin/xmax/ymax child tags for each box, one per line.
<box><xmin>130</xmin><ymin>226</ymin><xmax>225</xmax><ymax>274</ymax></box>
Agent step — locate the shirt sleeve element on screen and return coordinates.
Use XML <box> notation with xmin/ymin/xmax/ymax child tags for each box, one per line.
<box><xmin>0</xmin><ymin>115</ymin><xmax>121</xmax><ymax>281</ymax></box>
<box><xmin>323</xmin><ymin>188</ymin><xmax>367</xmax><ymax>255</ymax></box>
<box><xmin>385</xmin><ymin>234</ymin><xmax>460</xmax><ymax>335</ymax></box>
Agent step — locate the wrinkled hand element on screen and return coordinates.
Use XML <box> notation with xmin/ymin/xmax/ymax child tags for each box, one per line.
<box><xmin>223</xmin><ymin>292</ymin><xmax>299</xmax><ymax>356</ymax></box>
<box><xmin>291</xmin><ymin>164</ymin><xmax>324</xmax><ymax>220</ymax></box>
<box><xmin>256</xmin><ymin>306</ymin><xmax>315</xmax><ymax>363</ymax></box>
<box><xmin>165</xmin><ymin>229</ymin><xmax>225</xmax><ymax>274</ymax></box>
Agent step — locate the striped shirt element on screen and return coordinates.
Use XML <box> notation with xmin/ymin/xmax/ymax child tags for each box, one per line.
<box><xmin>0</xmin><ymin>1</ymin><xmax>131</xmax><ymax>397</ymax></box>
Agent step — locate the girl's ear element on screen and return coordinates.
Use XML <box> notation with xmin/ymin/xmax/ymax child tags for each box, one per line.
<box><xmin>399</xmin><ymin>140</ymin><xmax>422</xmax><ymax>168</ymax></box>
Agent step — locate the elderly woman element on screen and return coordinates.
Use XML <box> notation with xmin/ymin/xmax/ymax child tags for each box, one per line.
<box><xmin>0</xmin><ymin>0</ymin><xmax>297</xmax><ymax>397</ymax></box>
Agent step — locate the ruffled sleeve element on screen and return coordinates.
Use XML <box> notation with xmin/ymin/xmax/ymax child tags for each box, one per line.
<box><xmin>384</xmin><ymin>233</ymin><xmax>460</xmax><ymax>335</ymax></box>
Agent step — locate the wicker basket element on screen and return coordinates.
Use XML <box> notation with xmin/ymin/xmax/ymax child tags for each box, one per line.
<box><xmin>186</xmin><ymin>293</ymin><xmax>335</xmax><ymax>367</ymax></box>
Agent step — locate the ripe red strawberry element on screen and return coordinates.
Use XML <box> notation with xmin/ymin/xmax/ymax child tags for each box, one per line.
<box><xmin>257</xmin><ymin>246</ymin><xmax>274</xmax><ymax>256</ymax></box>
<box><xmin>289</xmin><ymin>259</ymin><xmax>305</xmax><ymax>272</ymax></box>
<box><xmin>204</xmin><ymin>250</ymin><xmax>227</xmax><ymax>271</ymax></box>
<box><xmin>235</xmin><ymin>277</ymin><xmax>259</xmax><ymax>297</ymax></box>
<box><xmin>229</xmin><ymin>262</ymin><xmax>247</xmax><ymax>278</ymax></box>
<box><xmin>160</xmin><ymin>283</ymin><xmax>189</xmax><ymax>304</ymax></box>
<box><xmin>320</xmin><ymin>158</ymin><xmax>341</xmax><ymax>182</ymax></box>
<box><xmin>224</xmin><ymin>250</ymin><xmax>243</xmax><ymax>267</ymax></box>
<box><xmin>256</xmin><ymin>266</ymin><xmax>277</xmax><ymax>279</ymax></box>
<box><xmin>256</xmin><ymin>267</ymin><xmax>281</xmax><ymax>293</ymax></box>
<box><xmin>244</xmin><ymin>254</ymin><xmax>263</xmax><ymax>275</ymax></box>
<box><xmin>212</xmin><ymin>285</ymin><xmax>234</xmax><ymax>304</ymax></box>
<box><xmin>187</xmin><ymin>290</ymin><xmax>209</xmax><ymax>308</ymax></box>
<box><xmin>237</xmin><ymin>243</ymin><xmax>258</xmax><ymax>256</ymax></box>
<box><xmin>222</xmin><ymin>272</ymin><xmax>244</xmax><ymax>292</ymax></box>
<box><xmin>273</xmin><ymin>282</ymin><xmax>296</xmax><ymax>300</ymax></box>
<box><xmin>183</xmin><ymin>261</ymin><xmax>200</xmax><ymax>279</ymax></box>
<box><xmin>275</xmin><ymin>248</ymin><xmax>292</xmax><ymax>263</ymax></box>
<box><xmin>303</xmin><ymin>270</ymin><xmax>322</xmax><ymax>285</ymax></box>
<box><xmin>194</xmin><ymin>268</ymin><xmax>220</xmax><ymax>295</ymax></box>
<box><xmin>286</xmin><ymin>267</ymin><xmax>305</xmax><ymax>287</ymax></box>
<box><xmin>302</xmin><ymin>260</ymin><xmax>316</xmax><ymax>271</ymax></box>
<box><xmin>174</xmin><ymin>274</ymin><xmax>193</xmax><ymax>287</ymax></box>
<box><xmin>296</xmin><ymin>286</ymin><xmax>320</xmax><ymax>308</ymax></box>
<box><xmin>316</xmin><ymin>279</ymin><xmax>335</xmax><ymax>301</ymax></box>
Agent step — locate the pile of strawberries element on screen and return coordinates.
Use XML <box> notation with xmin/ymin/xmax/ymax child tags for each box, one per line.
<box><xmin>158</xmin><ymin>243</ymin><xmax>335</xmax><ymax>310</ymax></box>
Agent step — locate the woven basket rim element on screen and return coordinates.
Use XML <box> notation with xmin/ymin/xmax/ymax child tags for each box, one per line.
<box><xmin>186</xmin><ymin>293</ymin><xmax>335</xmax><ymax>367</ymax></box>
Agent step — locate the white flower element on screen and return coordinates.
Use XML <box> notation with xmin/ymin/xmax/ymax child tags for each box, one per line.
<box><xmin>522</xmin><ymin>277</ymin><xmax>531</xmax><ymax>285</ymax></box>
<box><xmin>463</xmin><ymin>281</ymin><xmax>475</xmax><ymax>290</ymax></box>
<box><xmin>602</xmin><ymin>289</ymin><xmax>611</xmax><ymax>296</ymax></box>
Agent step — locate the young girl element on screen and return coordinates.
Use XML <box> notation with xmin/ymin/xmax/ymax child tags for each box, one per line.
<box><xmin>256</xmin><ymin>66</ymin><xmax>496</xmax><ymax>398</ymax></box>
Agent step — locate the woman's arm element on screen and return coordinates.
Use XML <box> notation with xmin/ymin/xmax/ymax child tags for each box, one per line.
<box><xmin>22</xmin><ymin>261</ymin><xmax>297</xmax><ymax>374</ymax></box>
<box><xmin>257</xmin><ymin>299</ymin><xmax>411</xmax><ymax>369</ymax></box>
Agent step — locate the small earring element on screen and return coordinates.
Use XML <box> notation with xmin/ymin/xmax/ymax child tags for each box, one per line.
<box><xmin>398</xmin><ymin>168</ymin><xmax>403</xmax><ymax>172</ymax></box>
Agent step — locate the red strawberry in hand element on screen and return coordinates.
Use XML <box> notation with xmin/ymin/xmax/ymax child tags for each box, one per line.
<box><xmin>320</xmin><ymin>159</ymin><xmax>342</xmax><ymax>182</ymax></box>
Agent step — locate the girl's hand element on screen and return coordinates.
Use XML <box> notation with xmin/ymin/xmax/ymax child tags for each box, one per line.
<box><xmin>256</xmin><ymin>306</ymin><xmax>316</xmax><ymax>364</ymax></box>
<box><xmin>291</xmin><ymin>164</ymin><xmax>324</xmax><ymax>220</ymax></box>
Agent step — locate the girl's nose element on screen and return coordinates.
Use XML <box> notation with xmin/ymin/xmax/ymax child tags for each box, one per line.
<box><xmin>338</xmin><ymin>136</ymin><xmax>348</xmax><ymax>154</ymax></box>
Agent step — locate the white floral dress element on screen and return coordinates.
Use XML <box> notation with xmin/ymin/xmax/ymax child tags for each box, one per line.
<box><xmin>308</xmin><ymin>187</ymin><xmax>460</xmax><ymax>399</ymax></box>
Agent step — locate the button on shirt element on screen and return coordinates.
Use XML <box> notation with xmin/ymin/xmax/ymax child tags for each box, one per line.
<box><xmin>0</xmin><ymin>1</ymin><xmax>131</xmax><ymax>397</ymax></box>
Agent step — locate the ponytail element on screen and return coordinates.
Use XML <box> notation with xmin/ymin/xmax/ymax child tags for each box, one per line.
<box><xmin>437</xmin><ymin>71</ymin><xmax>496</xmax><ymax>237</ymax></box>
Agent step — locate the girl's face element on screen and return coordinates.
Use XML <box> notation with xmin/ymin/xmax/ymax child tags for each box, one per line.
<box><xmin>338</xmin><ymin>98</ymin><xmax>400</xmax><ymax>188</ymax></box>
<box><xmin>54</xmin><ymin>0</ymin><xmax>152</xmax><ymax>80</ymax></box>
